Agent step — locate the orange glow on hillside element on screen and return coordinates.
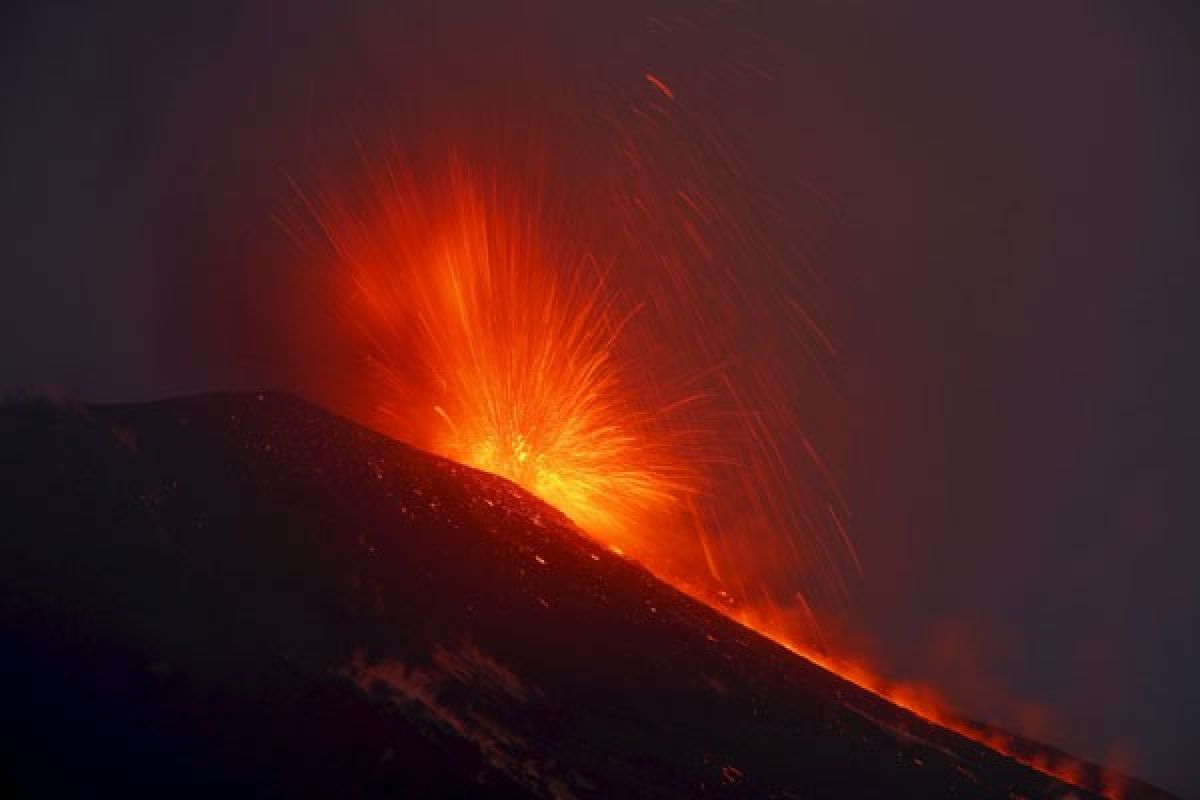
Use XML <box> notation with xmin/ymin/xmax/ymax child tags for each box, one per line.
<box><xmin>729</xmin><ymin>603</ymin><xmax>1130</xmax><ymax>798</ymax></box>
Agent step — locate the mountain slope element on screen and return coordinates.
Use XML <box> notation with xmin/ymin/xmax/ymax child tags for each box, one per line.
<box><xmin>0</xmin><ymin>393</ymin><xmax>1171</xmax><ymax>798</ymax></box>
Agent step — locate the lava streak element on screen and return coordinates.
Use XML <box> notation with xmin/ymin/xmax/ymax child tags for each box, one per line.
<box><xmin>306</xmin><ymin>156</ymin><xmax>698</xmax><ymax>556</ymax></box>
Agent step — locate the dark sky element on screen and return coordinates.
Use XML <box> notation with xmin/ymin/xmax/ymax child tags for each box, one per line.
<box><xmin>2</xmin><ymin>1</ymin><xmax>1197</xmax><ymax>794</ymax></box>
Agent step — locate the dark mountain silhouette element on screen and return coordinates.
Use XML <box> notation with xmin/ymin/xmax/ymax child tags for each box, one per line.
<box><xmin>0</xmin><ymin>393</ymin><xmax>1174</xmax><ymax>798</ymax></box>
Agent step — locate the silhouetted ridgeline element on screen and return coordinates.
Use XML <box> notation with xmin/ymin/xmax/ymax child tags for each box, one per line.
<box><xmin>0</xmin><ymin>393</ymin><xmax>1173</xmax><ymax>798</ymax></box>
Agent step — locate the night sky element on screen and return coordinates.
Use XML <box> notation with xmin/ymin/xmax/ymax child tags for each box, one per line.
<box><xmin>2</xmin><ymin>2</ymin><xmax>1197</xmax><ymax>795</ymax></box>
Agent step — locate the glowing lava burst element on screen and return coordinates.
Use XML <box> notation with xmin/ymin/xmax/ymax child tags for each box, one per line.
<box><xmin>296</xmin><ymin>144</ymin><xmax>853</xmax><ymax>641</ymax></box>
<box><xmin>308</xmin><ymin>157</ymin><xmax>698</xmax><ymax>554</ymax></box>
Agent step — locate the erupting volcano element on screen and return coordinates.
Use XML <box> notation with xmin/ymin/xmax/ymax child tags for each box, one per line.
<box><xmin>281</xmin><ymin>147</ymin><xmax>1152</xmax><ymax>798</ymax></box>
<box><xmin>2</xmin><ymin>2</ymin><xmax>1190</xmax><ymax>796</ymax></box>
<box><xmin>0</xmin><ymin>150</ymin><xmax>1174</xmax><ymax>795</ymax></box>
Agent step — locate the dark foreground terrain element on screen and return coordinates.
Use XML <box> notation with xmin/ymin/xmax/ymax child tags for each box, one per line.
<box><xmin>0</xmin><ymin>393</ymin><xmax>1174</xmax><ymax>798</ymax></box>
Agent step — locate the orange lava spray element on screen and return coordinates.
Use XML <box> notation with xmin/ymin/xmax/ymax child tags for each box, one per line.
<box><xmin>293</xmin><ymin>134</ymin><xmax>857</xmax><ymax>636</ymax></box>
<box><xmin>305</xmin><ymin>155</ymin><xmax>699</xmax><ymax>557</ymax></box>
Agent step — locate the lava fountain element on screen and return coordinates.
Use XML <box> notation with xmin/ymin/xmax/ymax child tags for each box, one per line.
<box><xmin>305</xmin><ymin>155</ymin><xmax>699</xmax><ymax>557</ymax></box>
<box><xmin>290</xmin><ymin>129</ymin><xmax>862</xmax><ymax>639</ymax></box>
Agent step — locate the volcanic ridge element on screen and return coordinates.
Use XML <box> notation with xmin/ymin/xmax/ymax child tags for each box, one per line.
<box><xmin>0</xmin><ymin>392</ymin><xmax>1175</xmax><ymax>799</ymax></box>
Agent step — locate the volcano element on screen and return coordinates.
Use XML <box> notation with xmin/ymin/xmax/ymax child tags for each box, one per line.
<box><xmin>0</xmin><ymin>393</ymin><xmax>1174</xmax><ymax>798</ymax></box>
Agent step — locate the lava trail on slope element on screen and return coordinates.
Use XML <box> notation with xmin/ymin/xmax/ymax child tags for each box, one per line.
<box><xmin>0</xmin><ymin>393</ymin><xmax>1174</xmax><ymax>799</ymax></box>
